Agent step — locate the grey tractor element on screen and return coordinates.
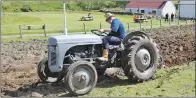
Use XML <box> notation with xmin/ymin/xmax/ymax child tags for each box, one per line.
<box><xmin>37</xmin><ymin>30</ymin><xmax>163</xmax><ymax>96</ymax></box>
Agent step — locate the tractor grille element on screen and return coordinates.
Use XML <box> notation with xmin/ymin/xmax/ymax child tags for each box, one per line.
<box><xmin>50</xmin><ymin>52</ymin><xmax>56</xmax><ymax>65</ymax></box>
<box><xmin>48</xmin><ymin>45</ymin><xmax>57</xmax><ymax>66</ymax></box>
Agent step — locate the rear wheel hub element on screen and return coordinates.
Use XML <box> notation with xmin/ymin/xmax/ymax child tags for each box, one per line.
<box><xmin>135</xmin><ymin>48</ymin><xmax>151</xmax><ymax>71</ymax></box>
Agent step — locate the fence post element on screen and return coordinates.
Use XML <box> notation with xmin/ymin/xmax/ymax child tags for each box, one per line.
<box><xmin>160</xmin><ymin>18</ymin><xmax>162</xmax><ymax>27</ymax></box>
<box><xmin>43</xmin><ymin>24</ymin><xmax>46</xmax><ymax>37</ymax></box>
<box><xmin>194</xmin><ymin>19</ymin><xmax>196</xmax><ymax>32</ymax></box>
<box><xmin>139</xmin><ymin>20</ymin><xmax>141</xmax><ymax>30</ymax></box>
<box><xmin>169</xmin><ymin>19</ymin><xmax>171</xmax><ymax>26</ymax></box>
<box><xmin>100</xmin><ymin>22</ymin><xmax>102</xmax><ymax>29</ymax></box>
<box><xmin>186</xmin><ymin>19</ymin><xmax>187</xmax><ymax>25</ymax></box>
<box><xmin>83</xmin><ymin>23</ymin><xmax>86</xmax><ymax>34</ymax></box>
<box><xmin>151</xmin><ymin>18</ymin><xmax>152</xmax><ymax>29</ymax></box>
<box><xmin>28</xmin><ymin>26</ymin><xmax>31</xmax><ymax>30</ymax></box>
<box><xmin>19</xmin><ymin>25</ymin><xmax>22</xmax><ymax>38</ymax></box>
<box><xmin>193</xmin><ymin>20</ymin><xmax>195</xmax><ymax>32</ymax></box>
<box><xmin>178</xmin><ymin>22</ymin><xmax>180</xmax><ymax>35</ymax></box>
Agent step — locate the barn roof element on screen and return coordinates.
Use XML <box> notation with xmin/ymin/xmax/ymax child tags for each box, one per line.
<box><xmin>125</xmin><ymin>0</ymin><xmax>167</xmax><ymax>9</ymax></box>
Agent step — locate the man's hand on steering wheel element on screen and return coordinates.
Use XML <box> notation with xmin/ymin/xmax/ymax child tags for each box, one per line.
<box><xmin>99</xmin><ymin>29</ymin><xmax>111</xmax><ymax>35</ymax></box>
<box><xmin>99</xmin><ymin>29</ymin><xmax>105</xmax><ymax>33</ymax></box>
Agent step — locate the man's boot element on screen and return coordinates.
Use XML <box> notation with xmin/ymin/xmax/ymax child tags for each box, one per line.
<box><xmin>97</xmin><ymin>49</ymin><xmax>109</xmax><ymax>61</ymax></box>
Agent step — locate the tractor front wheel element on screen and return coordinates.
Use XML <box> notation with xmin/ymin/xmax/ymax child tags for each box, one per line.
<box><xmin>64</xmin><ymin>61</ymin><xmax>97</xmax><ymax>96</ymax></box>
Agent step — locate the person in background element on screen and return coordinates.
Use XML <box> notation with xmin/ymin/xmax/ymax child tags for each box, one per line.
<box><xmin>88</xmin><ymin>13</ymin><xmax>92</xmax><ymax>18</ymax></box>
<box><xmin>165</xmin><ymin>13</ymin><xmax>169</xmax><ymax>22</ymax></box>
<box><xmin>171</xmin><ymin>13</ymin><xmax>174</xmax><ymax>22</ymax></box>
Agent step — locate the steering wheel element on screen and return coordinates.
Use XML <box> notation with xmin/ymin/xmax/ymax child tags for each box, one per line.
<box><xmin>91</xmin><ymin>29</ymin><xmax>108</xmax><ymax>36</ymax></box>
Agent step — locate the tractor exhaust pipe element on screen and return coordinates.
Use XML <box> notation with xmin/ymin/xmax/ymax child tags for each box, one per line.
<box><xmin>63</xmin><ymin>0</ymin><xmax>67</xmax><ymax>35</ymax></box>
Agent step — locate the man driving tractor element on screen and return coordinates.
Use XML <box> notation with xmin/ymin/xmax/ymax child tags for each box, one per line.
<box><xmin>98</xmin><ymin>12</ymin><xmax>126</xmax><ymax>61</ymax></box>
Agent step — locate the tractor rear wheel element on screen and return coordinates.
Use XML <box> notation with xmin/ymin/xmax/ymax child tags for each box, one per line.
<box><xmin>123</xmin><ymin>31</ymin><xmax>159</xmax><ymax>81</ymax></box>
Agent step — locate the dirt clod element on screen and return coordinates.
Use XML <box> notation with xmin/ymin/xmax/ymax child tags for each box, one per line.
<box><xmin>31</xmin><ymin>92</ymin><xmax>44</xmax><ymax>97</ymax></box>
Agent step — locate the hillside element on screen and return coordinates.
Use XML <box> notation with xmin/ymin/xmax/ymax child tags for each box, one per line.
<box><xmin>2</xmin><ymin>1</ymin><xmax>128</xmax><ymax>12</ymax></box>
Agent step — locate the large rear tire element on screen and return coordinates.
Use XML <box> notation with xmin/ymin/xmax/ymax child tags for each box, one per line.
<box><xmin>123</xmin><ymin>31</ymin><xmax>159</xmax><ymax>81</ymax></box>
<box><xmin>64</xmin><ymin>61</ymin><xmax>97</xmax><ymax>96</ymax></box>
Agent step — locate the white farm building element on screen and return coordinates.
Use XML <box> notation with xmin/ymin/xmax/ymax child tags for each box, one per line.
<box><xmin>178</xmin><ymin>1</ymin><xmax>196</xmax><ymax>19</ymax></box>
<box><xmin>125</xmin><ymin>0</ymin><xmax>176</xmax><ymax>18</ymax></box>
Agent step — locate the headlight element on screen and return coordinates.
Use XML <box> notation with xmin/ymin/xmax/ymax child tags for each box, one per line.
<box><xmin>49</xmin><ymin>45</ymin><xmax>56</xmax><ymax>52</ymax></box>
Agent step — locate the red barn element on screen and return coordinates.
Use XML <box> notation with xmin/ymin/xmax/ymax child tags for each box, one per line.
<box><xmin>125</xmin><ymin>0</ymin><xmax>176</xmax><ymax>17</ymax></box>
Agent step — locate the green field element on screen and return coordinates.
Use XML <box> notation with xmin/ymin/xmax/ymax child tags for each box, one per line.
<box><xmin>2</xmin><ymin>11</ymin><xmax>187</xmax><ymax>36</ymax></box>
<box><xmin>1</xmin><ymin>1</ymin><xmax>185</xmax><ymax>36</ymax></box>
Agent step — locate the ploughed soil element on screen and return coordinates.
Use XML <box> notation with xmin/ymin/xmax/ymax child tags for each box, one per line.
<box><xmin>145</xmin><ymin>25</ymin><xmax>195</xmax><ymax>67</ymax></box>
<box><xmin>1</xmin><ymin>25</ymin><xmax>195</xmax><ymax>97</ymax></box>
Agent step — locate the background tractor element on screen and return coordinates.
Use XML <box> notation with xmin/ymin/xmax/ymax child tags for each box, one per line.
<box><xmin>37</xmin><ymin>30</ymin><xmax>163</xmax><ymax>96</ymax></box>
<box><xmin>80</xmin><ymin>13</ymin><xmax>94</xmax><ymax>21</ymax></box>
<box><xmin>133</xmin><ymin>13</ymin><xmax>148</xmax><ymax>23</ymax></box>
<box><xmin>80</xmin><ymin>16</ymin><xmax>94</xmax><ymax>21</ymax></box>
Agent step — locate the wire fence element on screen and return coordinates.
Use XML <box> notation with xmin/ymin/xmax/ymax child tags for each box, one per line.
<box><xmin>2</xmin><ymin>17</ymin><xmax>195</xmax><ymax>38</ymax></box>
<box><xmin>83</xmin><ymin>18</ymin><xmax>195</xmax><ymax>34</ymax></box>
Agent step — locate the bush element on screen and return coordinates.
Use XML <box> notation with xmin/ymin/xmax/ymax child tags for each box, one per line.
<box><xmin>20</xmin><ymin>5</ymin><xmax>32</xmax><ymax>12</ymax></box>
